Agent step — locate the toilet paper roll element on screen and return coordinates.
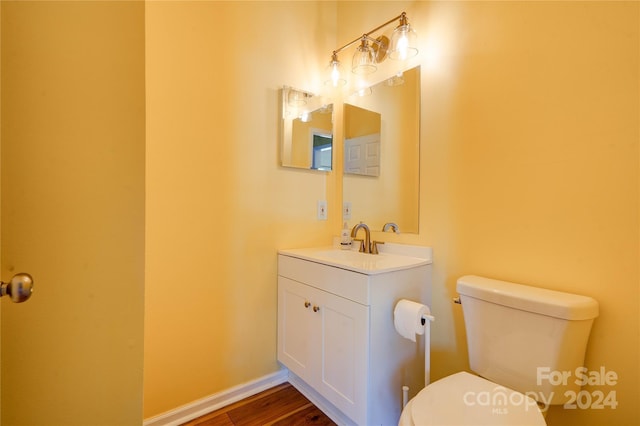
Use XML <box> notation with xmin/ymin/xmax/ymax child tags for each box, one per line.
<box><xmin>394</xmin><ymin>299</ymin><xmax>429</xmax><ymax>342</ymax></box>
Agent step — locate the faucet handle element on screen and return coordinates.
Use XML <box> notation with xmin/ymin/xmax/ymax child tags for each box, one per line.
<box><xmin>371</xmin><ymin>240</ymin><xmax>385</xmax><ymax>254</ymax></box>
<box><xmin>352</xmin><ymin>239</ymin><xmax>365</xmax><ymax>253</ymax></box>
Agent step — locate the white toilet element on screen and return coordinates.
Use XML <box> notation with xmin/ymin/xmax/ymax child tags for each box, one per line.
<box><xmin>399</xmin><ymin>275</ymin><xmax>599</xmax><ymax>426</ymax></box>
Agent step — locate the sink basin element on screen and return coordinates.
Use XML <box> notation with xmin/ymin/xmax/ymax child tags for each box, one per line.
<box><xmin>279</xmin><ymin>244</ymin><xmax>432</xmax><ymax>274</ymax></box>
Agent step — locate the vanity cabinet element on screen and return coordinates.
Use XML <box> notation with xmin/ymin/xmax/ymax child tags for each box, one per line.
<box><xmin>277</xmin><ymin>247</ymin><xmax>432</xmax><ymax>426</ymax></box>
<box><xmin>278</xmin><ymin>276</ymin><xmax>369</xmax><ymax>423</ymax></box>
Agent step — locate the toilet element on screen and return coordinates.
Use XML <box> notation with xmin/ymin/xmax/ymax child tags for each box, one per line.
<box><xmin>399</xmin><ymin>275</ymin><xmax>599</xmax><ymax>426</ymax></box>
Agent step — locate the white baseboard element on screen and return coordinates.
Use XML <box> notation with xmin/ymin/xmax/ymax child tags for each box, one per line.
<box><xmin>143</xmin><ymin>369</ymin><xmax>289</xmax><ymax>426</ymax></box>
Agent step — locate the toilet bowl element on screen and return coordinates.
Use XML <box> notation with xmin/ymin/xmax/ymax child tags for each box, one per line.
<box><xmin>399</xmin><ymin>275</ymin><xmax>599</xmax><ymax>426</ymax></box>
<box><xmin>398</xmin><ymin>372</ymin><xmax>545</xmax><ymax>426</ymax></box>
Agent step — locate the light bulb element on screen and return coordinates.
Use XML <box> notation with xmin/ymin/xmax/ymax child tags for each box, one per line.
<box><xmin>331</xmin><ymin>63</ymin><xmax>341</xmax><ymax>86</ymax></box>
<box><xmin>325</xmin><ymin>53</ymin><xmax>347</xmax><ymax>87</ymax></box>
<box><xmin>389</xmin><ymin>14</ymin><xmax>418</xmax><ymax>61</ymax></box>
<box><xmin>396</xmin><ymin>34</ymin><xmax>409</xmax><ymax>60</ymax></box>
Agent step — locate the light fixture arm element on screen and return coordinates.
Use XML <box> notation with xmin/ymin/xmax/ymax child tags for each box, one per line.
<box><xmin>332</xmin><ymin>12</ymin><xmax>407</xmax><ymax>55</ymax></box>
<box><xmin>323</xmin><ymin>11</ymin><xmax>416</xmax><ymax>88</ymax></box>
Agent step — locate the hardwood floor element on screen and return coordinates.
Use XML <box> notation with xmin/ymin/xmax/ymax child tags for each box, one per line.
<box><xmin>180</xmin><ymin>382</ymin><xmax>337</xmax><ymax>426</ymax></box>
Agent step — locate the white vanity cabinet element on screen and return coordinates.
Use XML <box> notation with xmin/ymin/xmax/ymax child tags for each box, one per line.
<box><xmin>278</xmin><ymin>276</ymin><xmax>369</xmax><ymax>424</ymax></box>
<box><xmin>277</xmin><ymin>246</ymin><xmax>432</xmax><ymax>426</ymax></box>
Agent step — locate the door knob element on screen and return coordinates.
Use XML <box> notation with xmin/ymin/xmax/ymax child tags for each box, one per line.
<box><xmin>1</xmin><ymin>273</ymin><xmax>34</xmax><ymax>303</ymax></box>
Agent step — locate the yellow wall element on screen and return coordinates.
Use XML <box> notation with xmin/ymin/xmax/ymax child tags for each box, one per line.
<box><xmin>144</xmin><ymin>1</ymin><xmax>338</xmax><ymax>417</ymax></box>
<box><xmin>1</xmin><ymin>1</ymin><xmax>145</xmax><ymax>424</ymax></box>
<box><xmin>344</xmin><ymin>104</ymin><xmax>380</xmax><ymax>138</ymax></box>
<box><xmin>338</xmin><ymin>1</ymin><xmax>638</xmax><ymax>424</ymax></box>
<box><xmin>0</xmin><ymin>3</ymin><xmax>3</xmax><ymax>422</ymax></box>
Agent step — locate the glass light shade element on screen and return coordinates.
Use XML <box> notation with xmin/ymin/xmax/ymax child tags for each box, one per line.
<box><xmin>287</xmin><ymin>89</ymin><xmax>307</xmax><ymax>106</ymax></box>
<box><xmin>355</xmin><ymin>86</ymin><xmax>372</xmax><ymax>97</ymax></box>
<box><xmin>300</xmin><ymin>111</ymin><xmax>312</xmax><ymax>122</ymax></box>
<box><xmin>385</xmin><ymin>72</ymin><xmax>405</xmax><ymax>87</ymax></box>
<box><xmin>324</xmin><ymin>56</ymin><xmax>347</xmax><ymax>87</ymax></box>
<box><xmin>389</xmin><ymin>23</ymin><xmax>418</xmax><ymax>61</ymax></box>
<box><xmin>352</xmin><ymin>41</ymin><xmax>377</xmax><ymax>75</ymax></box>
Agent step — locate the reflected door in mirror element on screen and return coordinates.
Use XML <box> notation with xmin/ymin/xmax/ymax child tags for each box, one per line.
<box><xmin>344</xmin><ymin>104</ymin><xmax>381</xmax><ymax>177</ymax></box>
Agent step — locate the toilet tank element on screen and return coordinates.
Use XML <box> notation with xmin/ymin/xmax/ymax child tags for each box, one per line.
<box><xmin>457</xmin><ymin>275</ymin><xmax>598</xmax><ymax>405</ymax></box>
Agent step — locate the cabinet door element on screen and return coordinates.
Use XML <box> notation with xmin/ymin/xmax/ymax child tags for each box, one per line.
<box><xmin>277</xmin><ymin>276</ymin><xmax>316</xmax><ymax>382</ymax></box>
<box><xmin>318</xmin><ymin>290</ymin><xmax>369</xmax><ymax>425</ymax></box>
<box><xmin>278</xmin><ymin>276</ymin><xmax>370</xmax><ymax>425</ymax></box>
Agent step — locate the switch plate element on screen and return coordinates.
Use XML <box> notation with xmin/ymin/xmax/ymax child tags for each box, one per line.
<box><xmin>317</xmin><ymin>200</ymin><xmax>328</xmax><ymax>220</ymax></box>
<box><xmin>318</xmin><ymin>200</ymin><xmax>327</xmax><ymax>220</ymax></box>
<box><xmin>343</xmin><ymin>201</ymin><xmax>352</xmax><ymax>220</ymax></box>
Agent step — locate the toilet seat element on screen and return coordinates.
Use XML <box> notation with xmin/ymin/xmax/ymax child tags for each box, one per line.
<box><xmin>400</xmin><ymin>372</ymin><xmax>546</xmax><ymax>426</ymax></box>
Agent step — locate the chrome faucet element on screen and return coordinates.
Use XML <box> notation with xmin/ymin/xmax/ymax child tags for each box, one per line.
<box><xmin>351</xmin><ymin>222</ymin><xmax>371</xmax><ymax>253</ymax></box>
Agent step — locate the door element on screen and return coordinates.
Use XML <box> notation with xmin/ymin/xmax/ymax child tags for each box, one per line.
<box><xmin>277</xmin><ymin>277</ymin><xmax>316</xmax><ymax>379</ymax></box>
<box><xmin>344</xmin><ymin>133</ymin><xmax>381</xmax><ymax>176</ymax></box>
<box><xmin>1</xmin><ymin>2</ymin><xmax>145</xmax><ymax>424</ymax></box>
<box><xmin>318</xmin><ymin>290</ymin><xmax>369</xmax><ymax>425</ymax></box>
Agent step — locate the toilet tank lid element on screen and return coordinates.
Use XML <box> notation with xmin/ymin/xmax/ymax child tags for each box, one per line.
<box><xmin>457</xmin><ymin>275</ymin><xmax>599</xmax><ymax>320</ymax></box>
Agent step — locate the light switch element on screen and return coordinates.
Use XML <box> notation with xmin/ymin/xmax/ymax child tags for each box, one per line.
<box><xmin>343</xmin><ymin>202</ymin><xmax>352</xmax><ymax>220</ymax></box>
<box><xmin>317</xmin><ymin>200</ymin><xmax>327</xmax><ymax>220</ymax></box>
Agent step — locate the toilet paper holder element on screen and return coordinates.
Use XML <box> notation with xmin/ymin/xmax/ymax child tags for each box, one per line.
<box><xmin>420</xmin><ymin>313</ymin><xmax>435</xmax><ymax>325</ymax></box>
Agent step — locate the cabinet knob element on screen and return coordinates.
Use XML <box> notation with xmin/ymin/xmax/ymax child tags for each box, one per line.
<box><xmin>304</xmin><ymin>301</ymin><xmax>311</xmax><ymax>308</ymax></box>
<box><xmin>313</xmin><ymin>305</ymin><xmax>320</xmax><ymax>312</ymax></box>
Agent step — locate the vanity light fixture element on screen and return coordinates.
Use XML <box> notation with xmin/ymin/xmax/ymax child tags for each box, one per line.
<box><xmin>282</xmin><ymin>86</ymin><xmax>330</xmax><ymax>123</ymax></box>
<box><xmin>352</xmin><ymin>37</ymin><xmax>377</xmax><ymax>75</ymax></box>
<box><xmin>327</xmin><ymin>52</ymin><xmax>347</xmax><ymax>88</ymax></box>
<box><xmin>287</xmin><ymin>88</ymin><xmax>310</xmax><ymax>106</ymax></box>
<box><xmin>389</xmin><ymin>13</ymin><xmax>418</xmax><ymax>60</ymax></box>
<box><xmin>324</xmin><ymin>12</ymin><xmax>418</xmax><ymax>87</ymax></box>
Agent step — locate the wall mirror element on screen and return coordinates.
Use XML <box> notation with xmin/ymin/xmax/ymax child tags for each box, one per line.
<box><xmin>342</xmin><ymin>65</ymin><xmax>420</xmax><ymax>233</ymax></box>
<box><xmin>280</xmin><ymin>86</ymin><xmax>333</xmax><ymax>171</ymax></box>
